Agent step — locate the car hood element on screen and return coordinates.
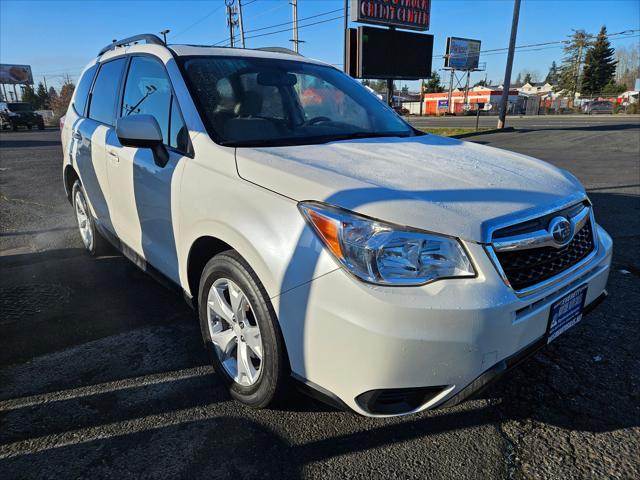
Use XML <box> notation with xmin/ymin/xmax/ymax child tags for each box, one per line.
<box><xmin>235</xmin><ymin>134</ymin><xmax>585</xmax><ymax>242</ymax></box>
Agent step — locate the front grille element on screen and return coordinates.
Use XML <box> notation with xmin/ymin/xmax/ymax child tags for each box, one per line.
<box><xmin>495</xmin><ymin>219</ymin><xmax>595</xmax><ymax>290</ymax></box>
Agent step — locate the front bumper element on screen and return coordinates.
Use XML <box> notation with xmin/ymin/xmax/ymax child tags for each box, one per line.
<box><xmin>276</xmin><ymin>224</ymin><xmax>613</xmax><ymax>417</ymax></box>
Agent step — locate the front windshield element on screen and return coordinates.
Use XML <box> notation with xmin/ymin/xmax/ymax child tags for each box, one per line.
<box><xmin>7</xmin><ymin>103</ymin><xmax>33</xmax><ymax>112</ymax></box>
<box><xmin>180</xmin><ymin>56</ymin><xmax>415</xmax><ymax>147</ymax></box>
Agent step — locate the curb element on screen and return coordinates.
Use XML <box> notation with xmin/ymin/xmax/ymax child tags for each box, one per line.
<box><xmin>452</xmin><ymin>127</ymin><xmax>515</xmax><ymax>139</ymax></box>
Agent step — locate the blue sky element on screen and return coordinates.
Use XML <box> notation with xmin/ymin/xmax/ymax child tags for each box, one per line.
<box><xmin>1</xmin><ymin>0</ymin><xmax>639</xmax><ymax>90</ymax></box>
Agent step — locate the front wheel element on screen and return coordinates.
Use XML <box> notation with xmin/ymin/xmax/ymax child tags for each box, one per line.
<box><xmin>198</xmin><ymin>251</ymin><xmax>289</xmax><ymax>408</ymax></box>
<box><xmin>72</xmin><ymin>180</ymin><xmax>108</xmax><ymax>256</ymax></box>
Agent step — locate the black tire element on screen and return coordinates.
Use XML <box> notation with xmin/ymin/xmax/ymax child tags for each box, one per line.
<box><xmin>37</xmin><ymin>123</ymin><xmax>45</xmax><ymax>130</ymax></box>
<box><xmin>11</xmin><ymin>122</ymin><xmax>17</xmax><ymax>131</ymax></box>
<box><xmin>198</xmin><ymin>250</ymin><xmax>289</xmax><ymax>409</ymax></box>
<box><xmin>71</xmin><ymin>180</ymin><xmax>109</xmax><ymax>256</ymax></box>
<box><xmin>27</xmin><ymin>124</ymin><xmax>33</xmax><ymax>130</ymax></box>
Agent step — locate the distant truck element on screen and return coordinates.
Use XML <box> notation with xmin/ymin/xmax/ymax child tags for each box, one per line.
<box><xmin>0</xmin><ymin>102</ymin><xmax>45</xmax><ymax>130</ymax></box>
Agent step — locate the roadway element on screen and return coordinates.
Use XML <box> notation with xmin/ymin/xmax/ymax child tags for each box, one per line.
<box><xmin>1</xmin><ymin>123</ymin><xmax>639</xmax><ymax>479</ymax></box>
<box><xmin>406</xmin><ymin>113</ymin><xmax>640</xmax><ymax>130</ymax></box>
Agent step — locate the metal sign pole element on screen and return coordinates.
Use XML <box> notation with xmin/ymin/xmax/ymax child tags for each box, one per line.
<box><xmin>447</xmin><ymin>70</ymin><xmax>454</xmax><ymax>114</ymax></box>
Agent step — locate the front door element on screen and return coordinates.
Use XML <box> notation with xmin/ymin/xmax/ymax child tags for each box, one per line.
<box><xmin>107</xmin><ymin>56</ymin><xmax>190</xmax><ymax>284</ymax></box>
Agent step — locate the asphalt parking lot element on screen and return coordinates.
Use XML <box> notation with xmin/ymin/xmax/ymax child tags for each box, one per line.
<box><xmin>1</xmin><ymin>119</ymin><xmax>639</xmax><ymax>479</ymax></box>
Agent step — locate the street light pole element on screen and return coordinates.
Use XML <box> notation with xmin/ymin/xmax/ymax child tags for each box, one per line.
<box><xmin>497</xmin><ymin>0</ymin><xmax>521</xmax><ymax>129</ymax></box>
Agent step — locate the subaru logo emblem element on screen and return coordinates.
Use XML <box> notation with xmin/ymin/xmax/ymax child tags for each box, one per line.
<box><xmin>548</xmin><ymin>216</ymin><xmax>573</xmax><ymax>246</ymax></box>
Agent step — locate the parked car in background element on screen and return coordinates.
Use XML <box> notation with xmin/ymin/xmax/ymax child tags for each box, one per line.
<box><xmin>61</xmin><ymin>34</ymin><xmax>612</xmax><ymax>417</ymax></box>
<box><xmin>35</xmin><ymin>109</ymin><xmax>57</xmax><ymax>127</ymax></box>
<box><xmin>0</xmin><ymin>102</ymin><xmax>45</xmax><ymax>130</ymax></box>
<box><xmin>584</xmin><ymin>101</ymin><xmax>614</xmax><ymax>114</ymax></box>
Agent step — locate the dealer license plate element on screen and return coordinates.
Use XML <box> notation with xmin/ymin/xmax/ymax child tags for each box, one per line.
<box><xmin>547</xmin><ymin>284</ymin><xmax>588</xmax><ymax>344</ymax></box>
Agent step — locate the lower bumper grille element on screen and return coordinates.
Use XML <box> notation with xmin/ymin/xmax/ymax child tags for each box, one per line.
<box><xmin>495</xmin><ymin>219</ymin><xmax>595</xmax><ymax>290</ymax></box>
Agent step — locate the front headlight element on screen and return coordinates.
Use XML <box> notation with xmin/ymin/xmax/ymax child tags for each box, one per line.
<box><xmin>299</xmin><ymin>202</ymin><xmax>475</xmax><ymax>286</ymax></box>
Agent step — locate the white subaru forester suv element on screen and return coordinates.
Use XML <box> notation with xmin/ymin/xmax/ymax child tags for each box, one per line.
<box><xmin>61</xmin><ymin>34</ymin><xmax>612</xmax><ymax>417</ymax></box>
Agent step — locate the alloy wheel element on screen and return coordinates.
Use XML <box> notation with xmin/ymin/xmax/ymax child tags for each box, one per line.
<box><xmin>74</xmin><ymin>190</ymin><xmax>93</xmax><ymax>250</ymax></box>
<box><xmin>206</xmin><ymin>278</ymin><xmax>264</xmax><ymax>386</ymax></box>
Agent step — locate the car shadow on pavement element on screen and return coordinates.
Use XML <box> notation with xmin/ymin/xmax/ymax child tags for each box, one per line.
<box><xmin>0</xmin><ymin>139</ymin><xmax>64</xmax><ymax>148</ymax></box>
<box><xmin>0</xmin><ymin>247</ymin><xmax>196</xmax><ymax>366</ymax></box>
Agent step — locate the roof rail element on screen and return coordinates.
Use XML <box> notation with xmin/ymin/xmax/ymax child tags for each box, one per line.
<box><xmin>98</xmin><ymin>34</ymin><xmax>165</xmax><ymax>56</ymax></box>
<box><xmin>255</xmin><ymin>47</ymin><xmax>302</xmax><ymax>56</ymax></box>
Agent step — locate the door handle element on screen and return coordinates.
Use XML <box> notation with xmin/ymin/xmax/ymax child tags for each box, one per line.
<box><xmin>72</xmin><ymin>131</ymin><xmax>82</xmax><ymax>140</ymax></box>
<box><xmin>107</xmin><ymin>150</ymin><xmax>119</xmax><ymax>163</ymax></box>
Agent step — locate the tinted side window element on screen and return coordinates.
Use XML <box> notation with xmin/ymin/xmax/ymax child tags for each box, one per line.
<box><xmin>73</xmin><ymin>64</ymin><xmax>97</xmax><ymax>116</ymax></box>
<box><xmin>121</xmin><ymin>57</ymin><xmax>171</xmax><ymax>144</ymax></box>
<box><xmin>88</xmin><ymin>58</ymin><xmax>126</xmax><ymax>125</ymax></box>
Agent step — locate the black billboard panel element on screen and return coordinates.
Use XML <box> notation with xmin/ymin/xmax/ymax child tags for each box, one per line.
<box><xmin>346</xmin><ymin>28</ymin><xmax>358</xmax><ymax>77</ymax></box>
<box><xmin>357</xmin><ymin>26</ymin><xmax>433</xmax><ymax>80</ymax></box>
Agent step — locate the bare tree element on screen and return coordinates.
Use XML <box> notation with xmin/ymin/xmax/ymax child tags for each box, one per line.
<box><xmin>615</xmin><ymin>45</ymin><xmax>640</xmax><ymax>90</ymax></box>
<box><xmin>49</xmin><ymin>80</ymin><xmax>75</xmax><ymax>118</ymax></box>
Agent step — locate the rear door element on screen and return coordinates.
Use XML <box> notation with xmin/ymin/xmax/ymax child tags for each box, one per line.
<box><xmin>106</xmin><ymin>55</ymin><xmax>191</xmax><ymax>283</ymax></box>
<box><xmin>73</xmin><ymin>58</ymin><xmax>127</xmax><ymax>234</ymax></box>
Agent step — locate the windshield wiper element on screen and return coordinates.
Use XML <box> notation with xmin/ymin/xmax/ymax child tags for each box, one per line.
<box><xmin>219</xmin><ymin>131</ymin><xmax>414</xmax><ymax>148</ymax></box>
<box><xmin>323</xmin><ymin>131</ymin><xmax>414</xmax><ymax>142</ymax></box>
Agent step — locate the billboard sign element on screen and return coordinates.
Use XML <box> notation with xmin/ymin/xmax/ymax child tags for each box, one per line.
<box><xmin>0</xmin><ymin>64</ymin><xmax>34</xmax><ymax>85</ymax></box>
<box><xmin>350</xmin><ymin>0</ymin><xmax>431</xmax><ymax>31</ymax></box>
<box><xmin>437</xmin><ymin>99</ymin><xmax>448</xmax><ymax>108</ymax></box>
<box><xmin>445</xmin><ymin>37</ymin><xmax>481</xmax><ymax>70</ymax></box>
<box><xmin>357</xmin><ymin>26</ymin><xmax>433</xmax><ymax>79</ymax></box>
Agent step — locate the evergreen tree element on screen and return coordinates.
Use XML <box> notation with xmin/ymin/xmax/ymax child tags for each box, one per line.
<box><xmin>36</xmin><ymin>82</ymin><xmax>49</xmax><ymax>109</ymax></box>
<box><xmin>601</xmin><ymin>80</ymin><xmax>626</xmax><ymax>96</ymax></box>
<box><xmin>401</xmin><ymin>84</ymin><xmax>409</xmax><ymax>96</ymax></box>
<box><xmin>556</xmin><ymin>30</ymin><xmax>592</xmax><ymax>94</ymax></box>
<box><xmin>48</xmin><ymin>86</ymin><xmax>58</xmax><ymax>99</ymax></box>
<box><xmin>21</xmin><ymin>85</ymin><xmax>39</xmax><ymax>107</ymax></box>
<box><xmin>523</xmin><ymin>72</ymin><xmax>533</xmax><ymax>85</ymax></box>
<box><xmin>473</xmin><ymin>79</ymin><xmax>488</xmax><ymax>88</ymax></box>
<box><xmin>514</xmin><ymin>72</ymin><xmax>522</xmax><ymax>86</ymax></box>
<box><xmin>545</xmin><ymin>61</ymin><xmax>559</xmax><ymax>84</ymax></box>
<box><xmin>581</xmin><ymin>26</ymin><xmax>617</xmax><ymax>95</ymax></box>
<box><xmin>424</xmin><ymin>71</ymin><xmax>443</xmax><ymax>93</ymax></box>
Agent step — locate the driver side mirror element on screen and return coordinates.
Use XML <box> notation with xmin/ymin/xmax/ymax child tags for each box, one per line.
<box><xmin>116</xmin><ymin>114</ymin><xmax>169</xmax><ymax>167</ymax></box>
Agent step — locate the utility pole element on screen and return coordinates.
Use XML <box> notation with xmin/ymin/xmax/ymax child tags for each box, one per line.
<box><xmin>291</xmin><ymin>0</ymin><xmax>300</xmax><ymax>53</ymax></box>
<box><xmin>447</xmin><ymin>70</ymin><xmax>454</xmax><ymax>114</ymax></box>
<box><xmin>226</xmin><ymin>0</ymin><xmax>236</xmax><ymax>48</ymax></box>
<box><xmin>497</xmin><ymin>0</ymin><xmax>521</xmax><ymax>129</ymax></box>
<box><xmin>42</xmin><ymin>76</ymin><xmax>48</xmax><ymax>91</ymax></box>
<box><xmin>237</xmin><ymin>0</ymin><xmax>245</xmax><ymax>48</ymax></box>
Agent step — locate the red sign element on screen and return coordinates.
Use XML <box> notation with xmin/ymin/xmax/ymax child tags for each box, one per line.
<box><xmin>350</xmin><ymin>0</ymin><xmax>431</xmax><ymax>31</ymax></box>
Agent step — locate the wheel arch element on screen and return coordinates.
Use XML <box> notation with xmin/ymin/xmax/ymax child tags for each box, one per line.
<box><xmin>63</xmin><ymin>164</ymin><xmax>80</xmax><ymax>204</ymax></box>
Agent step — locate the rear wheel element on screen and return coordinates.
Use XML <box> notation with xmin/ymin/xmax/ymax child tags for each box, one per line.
<box><xmin>198</xmin><ymin>251</ymin><xmax>289</xmax><ymax>408</ymax></box>
<box><xmin>72</xmin><ymin>180</ymin><xmax>108</xmax><ymax>256</ymax></box>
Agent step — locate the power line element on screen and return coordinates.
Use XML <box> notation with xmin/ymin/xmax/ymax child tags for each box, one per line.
<box><xmin>212</xmin><ymin>7</ymin><xmax>343</xmax><ymax>46</ymax></box>
<box><xmin>171</xmin><ymin>3</ymin><xmax>226</xmax><ymax>40</ymax></box>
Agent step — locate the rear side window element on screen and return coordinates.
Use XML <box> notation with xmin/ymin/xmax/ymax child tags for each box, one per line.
<box><xmin>88</xmin><ymin>58</ymin><xmax>126</xmax><ymax>125</ymax></box>
<box><xmin>73</xmin><ymin>65</ymin><xmax>97</xmax><ymax>116</ymax></box>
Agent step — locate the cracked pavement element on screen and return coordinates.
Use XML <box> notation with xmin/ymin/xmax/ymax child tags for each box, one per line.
<box><xmin>1</xmin><ymin>119</ymin><xmax>639</xmax><ymax>479</ymax></box>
